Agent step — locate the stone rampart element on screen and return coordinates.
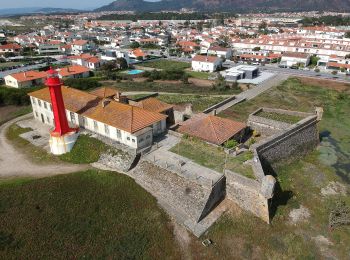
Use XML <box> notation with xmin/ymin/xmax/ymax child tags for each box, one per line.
<box><xmin>225</xmin><ymin>170</ymin><xmax>270</xmax><ymax>223</ymax></box>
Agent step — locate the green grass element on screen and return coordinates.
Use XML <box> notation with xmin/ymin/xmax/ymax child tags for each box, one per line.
<box><xmin>0</xmin><ymin>62</ymin><xmax>23</xmax><ymax>68</ymax></box>
<box><xmin>6</xmin><ymin>124</ymin><xmax>60</xmax><ymax>164</ymax></box>
<box><xmin>59</xmin><ymin>135</ymin><xmax>111</xmax><ymax>164</ymax></box>
<box><xmin>6</xmin><ymin>124</ymin><xmax>122</xmax><ymax>165</ymax></box>
<box><xmin>140</xmin><ymin>60</ymin><xmax>190</xmax><ymax>70</ymax></box>
<box><xmin>256</xmin><ymin>111</ymin><xmax>304</xmax><ymax>124</ymax></box>
<box><xmin>157</xmin><ymin>94</ymin><xmax>226</xmax><ymax>112</ymax></box>
<box><xmin>186</xmin><ymin>70</ymin><xmax>211</xmax><ymax>80</ymax></box>
<box><xmin>0</xmin><ymin>106</ymin><xmax>32</xmax><ymax>126</ymax></box>
<box><xmin>171</xmin><ymin>137</ymin><xmax>255</xmax><ymax>179</ymax></box>
<box><xmin>0</xmin><ymin>170</ymin><xmax>180</xmax><ymax>259</ymax></box>
<box><xmin>106</xmin><ymin>81</ymin><xmax>238</xmax><ymax>95</ymax></box>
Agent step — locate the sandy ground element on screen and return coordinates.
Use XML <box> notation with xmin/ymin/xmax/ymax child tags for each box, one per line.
<box><xmin>298</xmin><ymin>76</ymin><xmax>350</xmax><ymax>92</ymax></box>
<box><xmin>0</xmin><ymin>114</ymin><xmax>88</xmax><ymax>178</ymax></box>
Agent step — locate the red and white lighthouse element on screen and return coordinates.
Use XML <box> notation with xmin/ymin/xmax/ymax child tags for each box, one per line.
<box><xmin>46</xmin><ymin>67</ymin><xmax>79</xmax><ymax>155</ymax></box>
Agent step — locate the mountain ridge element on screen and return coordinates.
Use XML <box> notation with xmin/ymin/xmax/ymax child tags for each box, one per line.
<box><xmin>95</xmin><ymin>0</ymin><xmax>350</xmax><ymax>12</ymax></box>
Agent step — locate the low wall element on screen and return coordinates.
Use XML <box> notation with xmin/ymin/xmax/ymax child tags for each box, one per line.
<box><xmin>203</xmin><ymin>95</ymin><xmax>237</xmax><ymax>114</ymax></box>
<box><xmin>253</xmin><ymin>114</ymin><xmax>319</xmax><ymax>174</ymax></box>
<box><xmin>225</xmin><ymin>170</ymin><xmax>270</xmax><ymax>223</ymax></box>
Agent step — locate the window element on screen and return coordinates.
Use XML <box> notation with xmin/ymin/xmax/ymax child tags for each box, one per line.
<box><xmin>94</xmin><ymin>121</ymin><xmax>98</xmax><ymax>131</ymax></box>
<box><xmin>38</xmin><ymin>100</ymin><xmax>42</xmax><ymax>107</ymax></box>
<box><xmin>104</xmin><ymin>124</ymin><xmax>109</xmax><ymax>135</ymax></box>
<box><xmin>70</xmin><ymin>112</ymin><xmax>76</xmax><ymax>124</ymax></box>
<box><xmin>127</xmin><ymin>137</ymin><xmax>130</xmax><ymax>141</ymax></box>
<box><xmin>44</xmin><ymin>102</ymin><xmax>47</xmax><ymax>109</ymax></box>
<box><xmin>132</xmin><ymin>139</ymin><xmax>135</xmax><ymax>143</ymax></box>
<box><xmin>46</xmin><ymin>117</ymin><xmax>50</xmax><ymax>124</ymax></box>
<box><xmin>146</xmin><ymin>135</ymin><xmax>150</xmax><ymax>139</ymax></box>
<box><xmin>35</xmin><ymin>111</ymin><xmax>38</xmax><ymax>118</ymax></box>
<box><xmin>81</xmin><ymin>117</ymin><xmax>86</xmax><ymax>127</ymax></box>
<box><xmin>139</xmin><ymin>138</ymin><xmax>144</xmax><ymax>143</ymax></box>
<box><xmin>50</xmin><ymin>104</ymin><xmax>52</xmax><ymax>111</ymax></box>
<box><xmin>116</xmin><ymin>129</ymin><xmax>121</xmax><ymax>139</ymax></box>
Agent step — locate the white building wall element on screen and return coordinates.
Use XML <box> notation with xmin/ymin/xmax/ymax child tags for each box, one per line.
<box><xmin>30</xmin><ymin>97</ymin><xmax>163</xmax><ymax>150</ymax></box>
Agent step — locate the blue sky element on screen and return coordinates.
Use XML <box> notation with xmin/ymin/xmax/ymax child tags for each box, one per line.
<box><xmin>0</xmin><ymin>0</ymin><xmax>160</xmax><ymax>9</ymax></box>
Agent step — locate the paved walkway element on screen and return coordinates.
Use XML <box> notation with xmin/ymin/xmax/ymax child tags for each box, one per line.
<box><xmin>0</xmin><ymin>114</ymin><xmax>88</xmax><ymax>178</ymax></box>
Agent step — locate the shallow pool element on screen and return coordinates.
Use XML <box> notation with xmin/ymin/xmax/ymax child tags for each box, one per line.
<box><xmin>127</xmin><ymin>69</ymin><xmax>144</xmax><ymax>75</ymax></box>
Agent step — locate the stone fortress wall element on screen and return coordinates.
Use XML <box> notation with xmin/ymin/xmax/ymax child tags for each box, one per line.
<box><xmin>224</xmin><ymin>107</ymin><xmax>323</xmax><ymax>223</ymax></box>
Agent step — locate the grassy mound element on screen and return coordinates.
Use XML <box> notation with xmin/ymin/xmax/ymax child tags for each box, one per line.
<box><xmin>0</xmin><ymin>170</ymin><xmax>180</xmax><ymax>259</ymax></box>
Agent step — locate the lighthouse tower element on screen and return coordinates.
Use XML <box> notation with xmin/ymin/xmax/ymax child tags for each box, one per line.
<box><xmin>46</xmin><ymin>67</ymin><xmax>79</xmax><ymax>155</ymax></box>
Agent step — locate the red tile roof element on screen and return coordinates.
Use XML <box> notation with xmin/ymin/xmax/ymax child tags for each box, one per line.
<box><xmin>192</xmin><ymin>55</ymin><xmax>220</xmax><ymax>63</ymax></box>
<box><xmin>58</xmin><ymin>65</ymin><xmax>90</xmax><ymax>77</ymax></box>
<box><xmin>7</xmin><ymin>70</ymin><xmax>47</xmax><ymax>82</ymax></box>
<box><xmin>133</xmin><ymin>98</ymin><xmax>173</xmax><ymax>113</ymax></box>
<box><xmin>28</xmin><ymin>86</ymin><xmax>166</xmax><ymax>134</ymax></box>
<box><xmin>178</xmin><ymin>114</ymin><xmax>246</xmax><ymax>145</ymax></box>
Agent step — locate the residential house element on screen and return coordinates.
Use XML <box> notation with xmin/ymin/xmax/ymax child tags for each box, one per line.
<box><xmin>57</xmin><ymin>65</ymin><xmax>90</xmax><ymax>79</ymax></box>
<box><xmin>178</xmin><ymin>114</ymin><xmax>246</xmax><ymax>145</ymax></box>
<box><xmin>29</xmin><ymin>86</ymin><xmax>167</xmax><ymax>150</ymax></box>
<box><xmin>280</xmin><ymin>52</ymin><xmax>311</xmax><ymax>67</ymax></box>
<box><xmin>207</xmin><ymin>46</ymin><xmax>233</xmax><ymax>59</ymax></box>
<box><xmin>4</xmin><ymin>71</ymin><xmax>47</xmax><ymax>88</ymax></box>
<box><xmin>191</xmin><ymin>55</ymin><xmax>223</xmax><ymax>72</ymax></box>
<box><xmin>0</xmin><ymin>43</ymin><xmax>21</xmax><ymax>56</ymax></box>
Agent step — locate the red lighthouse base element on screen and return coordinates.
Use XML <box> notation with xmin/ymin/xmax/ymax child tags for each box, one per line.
<box><xmin>49</xmin><ymin>131</ymin><xmax>79</xmax><ymax>155</ymax></box>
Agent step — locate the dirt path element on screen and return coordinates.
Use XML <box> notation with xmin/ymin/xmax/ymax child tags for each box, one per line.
<box><xmin>0</xmin><ymin>114</ymin><xmax>89</xmax><ymax>178</ymax></box>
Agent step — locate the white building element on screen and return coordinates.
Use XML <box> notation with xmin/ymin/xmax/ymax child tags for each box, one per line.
<box><xmin>280</xmin><ymin>52</ymin><xmax>311</xmax><ymax>67</ymax></box>
<box><xmin>28</xmin><ymin>87</ymin><xmax>167</xmax><ymax>151</ymax></box>
<box><xmin>191</xmin><ymin>55</ymin><xmax>222</xmax><ymax>72</ymax></box>
<box><xmin>207</xmin><ymin>46</ymin><xmax>233</xmax><ymax>59</ymax></box>
<box><xmin>4</xmin><ymin>71</ymin><xmax>47</xmax><ymax>88</ymax></box>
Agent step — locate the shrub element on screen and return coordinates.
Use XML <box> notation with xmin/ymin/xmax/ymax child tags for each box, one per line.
<box><xmin>0</xmin><ymin>86</ymin><xmax>42</xmax><ymax>106</ymax></box>
<box><xmin>63</xmin><ymin>78</ymin><xmax>101</xmax><ymax>91</ymax></box>
<box><xmin>224</xmin><ymin>139</ymin><xmax>238</xmax><ymax>149</ymax></box>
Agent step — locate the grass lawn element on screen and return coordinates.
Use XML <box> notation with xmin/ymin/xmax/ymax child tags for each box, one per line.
<box><xmin>0</xmin><ymin>170</ymin><xmax>180</xmax><ymax>259</ymax></box>
<box><xmin>256</xmin><ymin>110</ymin><xmax>304</xmax><ymax>124</ymax></box>
<box><xmin>140</xmin><ymin>60</ymin><xmax>190</xmax><ymax>70</ymax></box>
<box><xmin>157</xmin><ymin>94</ymin><xmax>226</xmax><ymax>112</ymax></box>
<box><xmin>0</xmin><ymin>106</ymin><xmax>32</xmax><ymax>126</ymax></box>
<box><xmin>171</xmin><ymin>137</ymin><xmax>255</xmax><ymax>179</ymax></box>
<box><xmin>0</xmin><ymin>62</ymin><xmax>23</xmax><ymax>68</ymax></box>
<box><xmin>186</xmin><ymin>70</ymin><xmax>211</xmax><ymax>80</ymax></box>
<box><xmin>107</xmin><ymin>81</ymin><xmax>238</xmax><ymax>95</ymax></box>
<box><xmin>6</xmin><ymin>124</ymin><xmax>121</xmax><ymax>165</ymax></box>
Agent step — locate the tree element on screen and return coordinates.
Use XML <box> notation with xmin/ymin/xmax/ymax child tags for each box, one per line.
<box><xmin>332</xmin><ymin>70</ymin><xmax>338</xmax><ymax>75</ymax></box>
<box><xmin>129</xmin><ymin>42</ymin><xmax>140</xmax><ymax>49</ymax></box>
<box><xmin>310</xmin><ymin>56</ymin><xmax>320</xmax><ymax>66</ymax></box>
<box><xmin>116</xmin><ymin>58</ymin><xmax>128</xmax><ymax>70</ymax></box>
<box><xmin>314</xmin><ymin>68</ymin><xmax>320</xmax><ymax>73</ymax></box>
<box><xmin>345</xmin><ymin>31</ymin><xmax>350</xmax><ymax>38</ymax></box>
<box><xmin>252</xmin><ymin>47</ymin><xmax>261</xmax><ymax>51</ymax></box>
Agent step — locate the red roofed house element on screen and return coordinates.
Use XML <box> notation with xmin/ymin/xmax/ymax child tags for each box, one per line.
<box><xmin>178</xmin><ymin>114</ymin><xmax>246</xmax><ymax>145</ymax></box>
<box><xmin>57</xmin><ymin>65</ymin><xmax>90</xmax><ymax>79</ymax></box>
<box><xmin>70</xmin><ymin>54</ymin><xmax>102</xmax><ymax>70</ymax></box>
<box><xmin>4</xmin><ymin>70</ymin><xmax>47</xmax><ymax>88</ymax></box>
<box><xmin>128</xmin><ymin>48</ymin><xmax>147</xmax><ymax>60</ymax></box>
<box><xmin>0</xmin><ymin>43</ymin><xmax>21</xmax><ymax>56</ymax></box>
<box><xmin>192</xmin><ymin>55</ymin><xmax>223</xmax><ymax>72</ymax></box>
<box><xmin>28</xmin><ymin>86</ymin><xmax>168</xmax><ymax>150</ymax></box>
<box><xmin>71</xmin><ymin>40</ymin><xmax>93</xmax><ymax>55</ymax></box>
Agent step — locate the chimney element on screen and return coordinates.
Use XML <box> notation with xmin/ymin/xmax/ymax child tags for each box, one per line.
<box><xmin>67</xmin><ymin>67</ymin><xmax>70</xmax><ymax>73</ymax></box>
<box><xmin>23</xmin><ymin>71</ymin><xmax>27</xmax><ymax>78</ymax></box>
<box><xmin>102</xmin><ymin>98</ymin><xmax>111</xmax><ymax>108</ymax></box>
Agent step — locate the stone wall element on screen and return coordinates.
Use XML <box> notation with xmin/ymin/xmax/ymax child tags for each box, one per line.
<box><xmin>203</xmin><ymin>95</ymin><xmax>237</xmax><ymax>114</ymax></box>
<box><xmin>198</xmin><ymin>176</ymin><xmax>226</xmax><ymax>222</ymax></box>
<box><xmin>225</xmin><ymin>170</ymin><xmax>270</xmax><ymax>223</ymax></box>
<box><xmin>253</xmin><ymin>114</ymin><xmax>320</xmax><ymax>172</ymax></box>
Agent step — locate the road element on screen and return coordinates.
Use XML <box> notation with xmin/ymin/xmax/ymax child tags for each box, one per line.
<box><xmin>0</xmin><ymin>114</ymin><xmax>88</xmax><ymax>178</ymax></box>
<box><xmin>260</xmin><ymin>65</ymin><xmax>350</xmax><ymax>83</ymax></box>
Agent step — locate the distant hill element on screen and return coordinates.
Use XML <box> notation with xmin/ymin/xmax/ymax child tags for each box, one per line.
<box><xmin>95</xmin><ymin>0</ymin><xmax>350</xmax><ymax>12</ymax></box>
<box><xmin>0</xmin><ymin>7</ymin><xmax>84</xmax><ymax>16</ymax></box>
